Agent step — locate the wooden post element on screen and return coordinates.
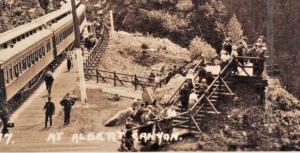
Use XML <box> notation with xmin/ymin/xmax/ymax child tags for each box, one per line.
<box><xmin>109</xmin><ymin>10</ymin><xmax>114</xmax><ymax>37</ymax></box>
<box><xmin>218</xmin><ymin>77</ymin><xmax>222</xmax><ymax>96</ymax></box>
<box><xmin>71</xmin><ymin>0</ymin><xmax>81</xmax><ymax>48</ymax></box>
<box><xmin>76</xmin><ymin>48</ymin><xmax>88</xmax><ymax>104</ymax></box>
<box><xmin>113</xmin><ymin>71</ymin><xmax>116</xmax><ymax>86</ymax></box>
<box><xmin>159</xmin><ymin>79</ymin><xmax>162</xmax><ymax>88</ymax></box>
<box><xmin>96</xmin><ymin>68</ymin><xmax>99</xmax><ymax>83</ymax></box>
<box><xmin>134</xmin><ymin>74</ymin><xmax>138</xmax><ymax>91</ymax></box>
<box><xmin>188</xmin><ymin>111</ymin><xmax>192</xmax><ymax>130</ymax></box>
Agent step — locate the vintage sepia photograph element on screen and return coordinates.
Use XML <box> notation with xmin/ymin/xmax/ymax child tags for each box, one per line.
<box><xmin>0</xmin><ymin>0</ymin><xmax>299</xmax><ymax>152</ymax></box>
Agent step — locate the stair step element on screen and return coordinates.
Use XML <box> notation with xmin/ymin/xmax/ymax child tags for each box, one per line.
<box><xmin>196</xmin><ymin>110</ymin><xmax>220</xmax><ymax>114</ymax></box>
<box><xmin>174</xmin><ymin>124</ymin><xmax>197</xmax><ymax>130</ymax></box>
<box><xmin>213</xmin><ymin>92</ymin><xmax>234</xmax><ymax>95</ymax></box>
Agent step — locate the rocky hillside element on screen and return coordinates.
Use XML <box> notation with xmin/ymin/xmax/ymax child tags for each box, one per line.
<box><xmin>159</xmin><ymin>78</ymin><xmax>300</xmax><ymax>151</ymax></box>
<box><xmin>0</xmin><ymin>0</ymin><xmax>61</xmax><ymax>33</ymax></box>
<box><xmin>222</xmin><ymin>0</ymin><xmax>300</xmax><ymax>99</ymax></box>
<box><xmin>103</xmin><ymin>0</ymin><xmax>243</xmax><ymax>52</ymax></box>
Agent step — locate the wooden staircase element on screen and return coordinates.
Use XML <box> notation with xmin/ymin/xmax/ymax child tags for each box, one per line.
<box><xmin>84</xmin><ymin>25</ymin><xmax>110</xmax><ymax>79</ymax></box>
<box><xmin>171</xmin><ymin>59</ymin><xmax>236</xmax><ymax>132</ymax></box>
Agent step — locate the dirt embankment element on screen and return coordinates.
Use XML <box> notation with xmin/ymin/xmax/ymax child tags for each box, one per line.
<box><xmin>99</xmin><ymin>31</ymin><xmax>190</xmax><ymax>77</ymax></box>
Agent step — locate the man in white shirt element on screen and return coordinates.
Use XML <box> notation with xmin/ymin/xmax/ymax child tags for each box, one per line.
<box><xmin>189</xmin><ymin>89</ymin><xmax>198</xmax><ymax>109</ymax></box>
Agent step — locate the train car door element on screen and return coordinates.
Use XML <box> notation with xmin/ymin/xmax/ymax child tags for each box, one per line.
<box><xmin>0</xmin><ymin>69</ymin><xmax>7</xmax><ymax>102</ymax></box>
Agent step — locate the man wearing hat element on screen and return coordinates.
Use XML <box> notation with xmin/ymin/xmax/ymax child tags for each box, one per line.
<box><xmin>179</xmin><ymin>83</ymin><xmax>191</xmax><ymax>111</ymax></box>
<box><xmin>222</xmin><ymin>37</ymin><xmax>233</xmax><ymax>55</ymax></box>
<box><xmin>0</xmin><ymin>101</ymin><xmax>9</xmax><ymax>137</ymax></box>
<box><xmin>43</xmin><ymin>96</ymin><xmax>55</xmax><ymax>128</ymax></box>
<box><xmin>44</xmin><ymin>70</ymin><xmax>54</xmax><ymax>95</ymax></box>
<box><xmin>198</xmin><ymin>79</ymin><xmax>208</xmax><ymax>96</ymax></box>
<box><xmin>189</xmin><ymin>89</ymin><xmax>198</xmax><ymax>108</ymax></box>
<box><xmin>220</xmin><ymin>49</ymin><xmax>230</xmax><ymax>71</ymax></box>
<box><xmin>256</xmin><ymin>47</ymin><xmax>267</xmax><ymax>77</ymax></box>
<box><xmin>121</xmin><ymin>117</ymin><xmax>137</xmax><ymax>151</ymax></box>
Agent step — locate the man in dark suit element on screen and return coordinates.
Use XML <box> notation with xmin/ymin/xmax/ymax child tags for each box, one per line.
<box><xmin>43</xmin><ymin>97</ymin><xmax>55</xmax><ymax>128</ymax></box>
<box><xmin>60</xmin><ymin>93</ymin><xmax>75</xmax><ymax>125</ymax></box>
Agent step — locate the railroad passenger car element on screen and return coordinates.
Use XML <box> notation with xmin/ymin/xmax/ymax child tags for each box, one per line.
<box><xmin>0</xmin><ymin>0</ymin><xmax>86</xmax><ymax>104</ymax></box>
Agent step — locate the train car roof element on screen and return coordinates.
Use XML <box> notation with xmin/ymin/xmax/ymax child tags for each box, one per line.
<box><xmin>0</xmin><ymin>28</ymin><xmax>52</xmax><ymax>66</ymax></box>
<box><xmin>50</xmin><ymin>4</ymin><xmax>86</xmax><ymax>33</ymax></box>
<box><xmin>0</xmin><ymin>0</ymin><xmax>81</xmax><ymax>46</ymax></box>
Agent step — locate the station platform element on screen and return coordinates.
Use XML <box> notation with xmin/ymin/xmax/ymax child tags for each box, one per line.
<box><xmin>0</xmin><ymin>53</ymin><xmax>121</xmax><ymax>151</ymax></box>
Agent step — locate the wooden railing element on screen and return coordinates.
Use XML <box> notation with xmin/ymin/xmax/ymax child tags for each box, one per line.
<box><xmin>190</xmin><ymin>58</ymin><xmax>235</xmax><ymax>112</ymax></box>
<box><xmin>84</xmin><ymin>25</ymin><xmax>110</xmax><ymax>78</ymax></box>
<box><xmin>85</xmin><ymin>68</ymin><xmax>162</xmax><ymax>90</ymax></box>
<box><xmin>166</xmin><ymin>60</ymin><xmax>205</xmax><ymax>106</ymax></box>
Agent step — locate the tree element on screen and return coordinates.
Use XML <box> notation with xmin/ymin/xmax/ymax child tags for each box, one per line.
<box><xmin>227</xmin><ymin>14</ymin><xmax>244</xmax><ymax>43</ymax></box>
<box><xmin>189</xmin><ymin>36</ymin><xmax>217</xmax><ymax>62</ymax></box>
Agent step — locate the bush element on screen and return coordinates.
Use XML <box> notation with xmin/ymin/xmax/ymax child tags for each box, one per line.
<box><xmin>141</xmin><ymin>43</ymin><xmax>149</xmax><ymax>49</ymax></box>
<box><xmin>146</xmin><ymin>10</ymin><xmax>189</xmax><ymax>32</ymax></box>
<box><xmin>189</xmin><ymin>36</ymin><xmax>217</xmax><ymax>62</ymax></box>
<box><xmin>176</xmin><ymin>0</ymin><xmax>194</xmax><ymax>12</ymax></box>
<box><xmin>227</xmin><ymin>14</ymin><xmax>244</xmax><ymax>43</ymax></box>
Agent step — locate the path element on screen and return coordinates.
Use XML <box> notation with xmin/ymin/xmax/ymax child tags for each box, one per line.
<box><xmin>0</xmin><ymin>54</ymin><xmax>121</xmax><ymax>151</ymax></box>
<box><xmin>86</xmin><ymin>81</ymin><xmax>142</xmax><ymax>99</ymax></box>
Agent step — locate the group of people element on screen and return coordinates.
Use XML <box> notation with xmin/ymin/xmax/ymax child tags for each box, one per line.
<box><xmin>219</xmin><ymin>36</ymin><xmax>267</xmax><ymax>77</ymax></box>
<box><xmin>43</xmin><ymin>70</ymin><xmax>76</xmax><ymax>128</ymax></box>
<box><xmin>179</xmin><ymin>68</ymin><xmax>210</xmax><ymax>111</ymax></box>
<box><xmin>120</xmin><ymin>99</ymin><xmax>176</xmax><ymax>151</ymax></box>
<box><xmin>43</xmin><ymin>93</ymin><xmax>76</xmax><ymax>128</ymax></box>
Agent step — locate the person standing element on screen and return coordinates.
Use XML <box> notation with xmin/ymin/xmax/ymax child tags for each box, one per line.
<box><xmin>220</xmin><ymin>50</ymin><xmax>230</xmax><ymax>71</ymax></box>
<box><xmin>189</xmin><ymin>89</ymin><xmax>198</xmax><ymax>108</ymax></box>
<box><xmin>120</xmin><ymin>117</ymin><xmax>137</xmax><ymax>151</ymax></box>
<box><xmin>222</xmin><ymin>37</ymin><xmax>233</xmax><ymax>55</ymax></box>
<box><xmin>237</xmin><ymin>41</ymin><xmax>245</xmax><ymax>66</ymax></box>
<box><xmin>0</xmin><ymin>102</ymin><xmax>9</xmax><ymax>137</ymax></box>
<box><xmin>231</xmin><ymin>45</ymin><xmax>239</xmax><ymax>74</ymax></box>
<box><xmin>43</xmin><ymin>97</ymin><xmax>55</xmax><ymax>128</ymax></box>
<box><xmin>60</xmin><ymin>93</ymin><xmax>75</xmax><ymax>125</ymax></box>
<box><xmin>66</xmin><ymin>51</ymin><xmax>73</xmax><ymax>72</ymax></box>
<box><xmin>197</xmin><ymin>66</ymin><xmax>207</xmax><ymax>83</ymax></box>
<box><xmin>185</xmin><ymin>69</ymin><xmax>195</xmax><ymax>90</ymax></box>
<box><xmin>179</xmin><ymin>83</ymin><xmax>191</xmax><ymax>111</ymax></box>
<box><xmin>44</xmin><ymin>70</ymin><xmax>54</xmax><ymax>95</ymax></box>
<box><xmin>198</xmin><ymin>79</ymin><xmax>208</xmax><ymax>96</ymax></box>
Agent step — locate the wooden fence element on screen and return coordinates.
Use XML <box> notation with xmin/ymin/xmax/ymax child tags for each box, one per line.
<box><xmin>85</xmin><ymin>68</ymin><xmax>163</xmax><ymax>90</ymax></box>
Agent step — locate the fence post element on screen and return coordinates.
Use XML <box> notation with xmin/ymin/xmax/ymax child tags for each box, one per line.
<box><xmin>134</xmin><ymin>74</ymin><xmax>137</xmax><ymax>91</ymax></box>
<box><xmin>113</xmin><ymin>71</ymin><xmax>116</xmax><ymax>87</ymax></box>
<box><xmin>96</xmin><ymin>68</ymin><xmax>99</xmax><ymax>83</ymax></box>
<box><xmin>159</xmin><ymin>79</ymin><xmax>162</xmax><ymax>88</ymax></box>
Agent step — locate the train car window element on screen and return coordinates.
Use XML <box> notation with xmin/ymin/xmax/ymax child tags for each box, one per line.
<box><xmin>35</xmin><ymin>51</ymin><xmax>38</xmax><ymax>61</ymax></box>
<box><xmin>14</xmin><ymin>65</ymin><xmax>19</xmax><ymax>78</ymax></box>
<box><xmin>27</xmin><ymin>55</ymin><xmax>31</xmax><ymax>67</ymax></box>
<box><xmin>18</xmin><ymin>62</ymin><xmax>22</xmax><ymax>73</ymax></box>
<box><xmin>23</xmin><ymin>59</ymin><xmax>27</xmax><ymax>70</ymax></box>
<box><xmin>31</xmin><ymin>53</ymin><xmax>35</xmax><ymax>64</ymax></box>
<box><xmin>5</xmin><ymin>69</ymin><xmax>9</xmax><ymax>84</ymax></box>
<box><xmin>42</xmin><ymin>47</ymin><xmax>45</xmax><ymax>56</ymax></box>
<box><xmin>3</xmin><ymin>43</ymin><xmax>7</xmax><ymax>49</ymax></box>
<box><xmin>38</xmin><ymin>49</ymin><xmax>41</xmax><ymax>59</ymax></box>
<box><xmin>9</xmin><ymin>68</ymin><xmax>13</xmax><ymax>81</ymax></box>
<box><xmin>47</xmin><ymin>42</ymin><xmax>51</xmax><ymax>52</ymax></box>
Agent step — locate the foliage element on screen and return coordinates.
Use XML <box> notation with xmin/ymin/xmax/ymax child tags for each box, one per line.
<box><xmin>176</xmin><ymin>0</ymin><xmax>194</xmax><ymax>12</ymax></box>
<box><xmin>147</xmin><ymin>10</ymin><xmax>189</xmax><ymax>32</ymax></box>
<box><xmin>227</xmin><ymin>14</ymin><xmax>244</xmax><ymax>43</ymax></box>
<box><xmin>189</xmin><ymin>36</ymin><xmax>217</xmax><ymax>62</ymax></box>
